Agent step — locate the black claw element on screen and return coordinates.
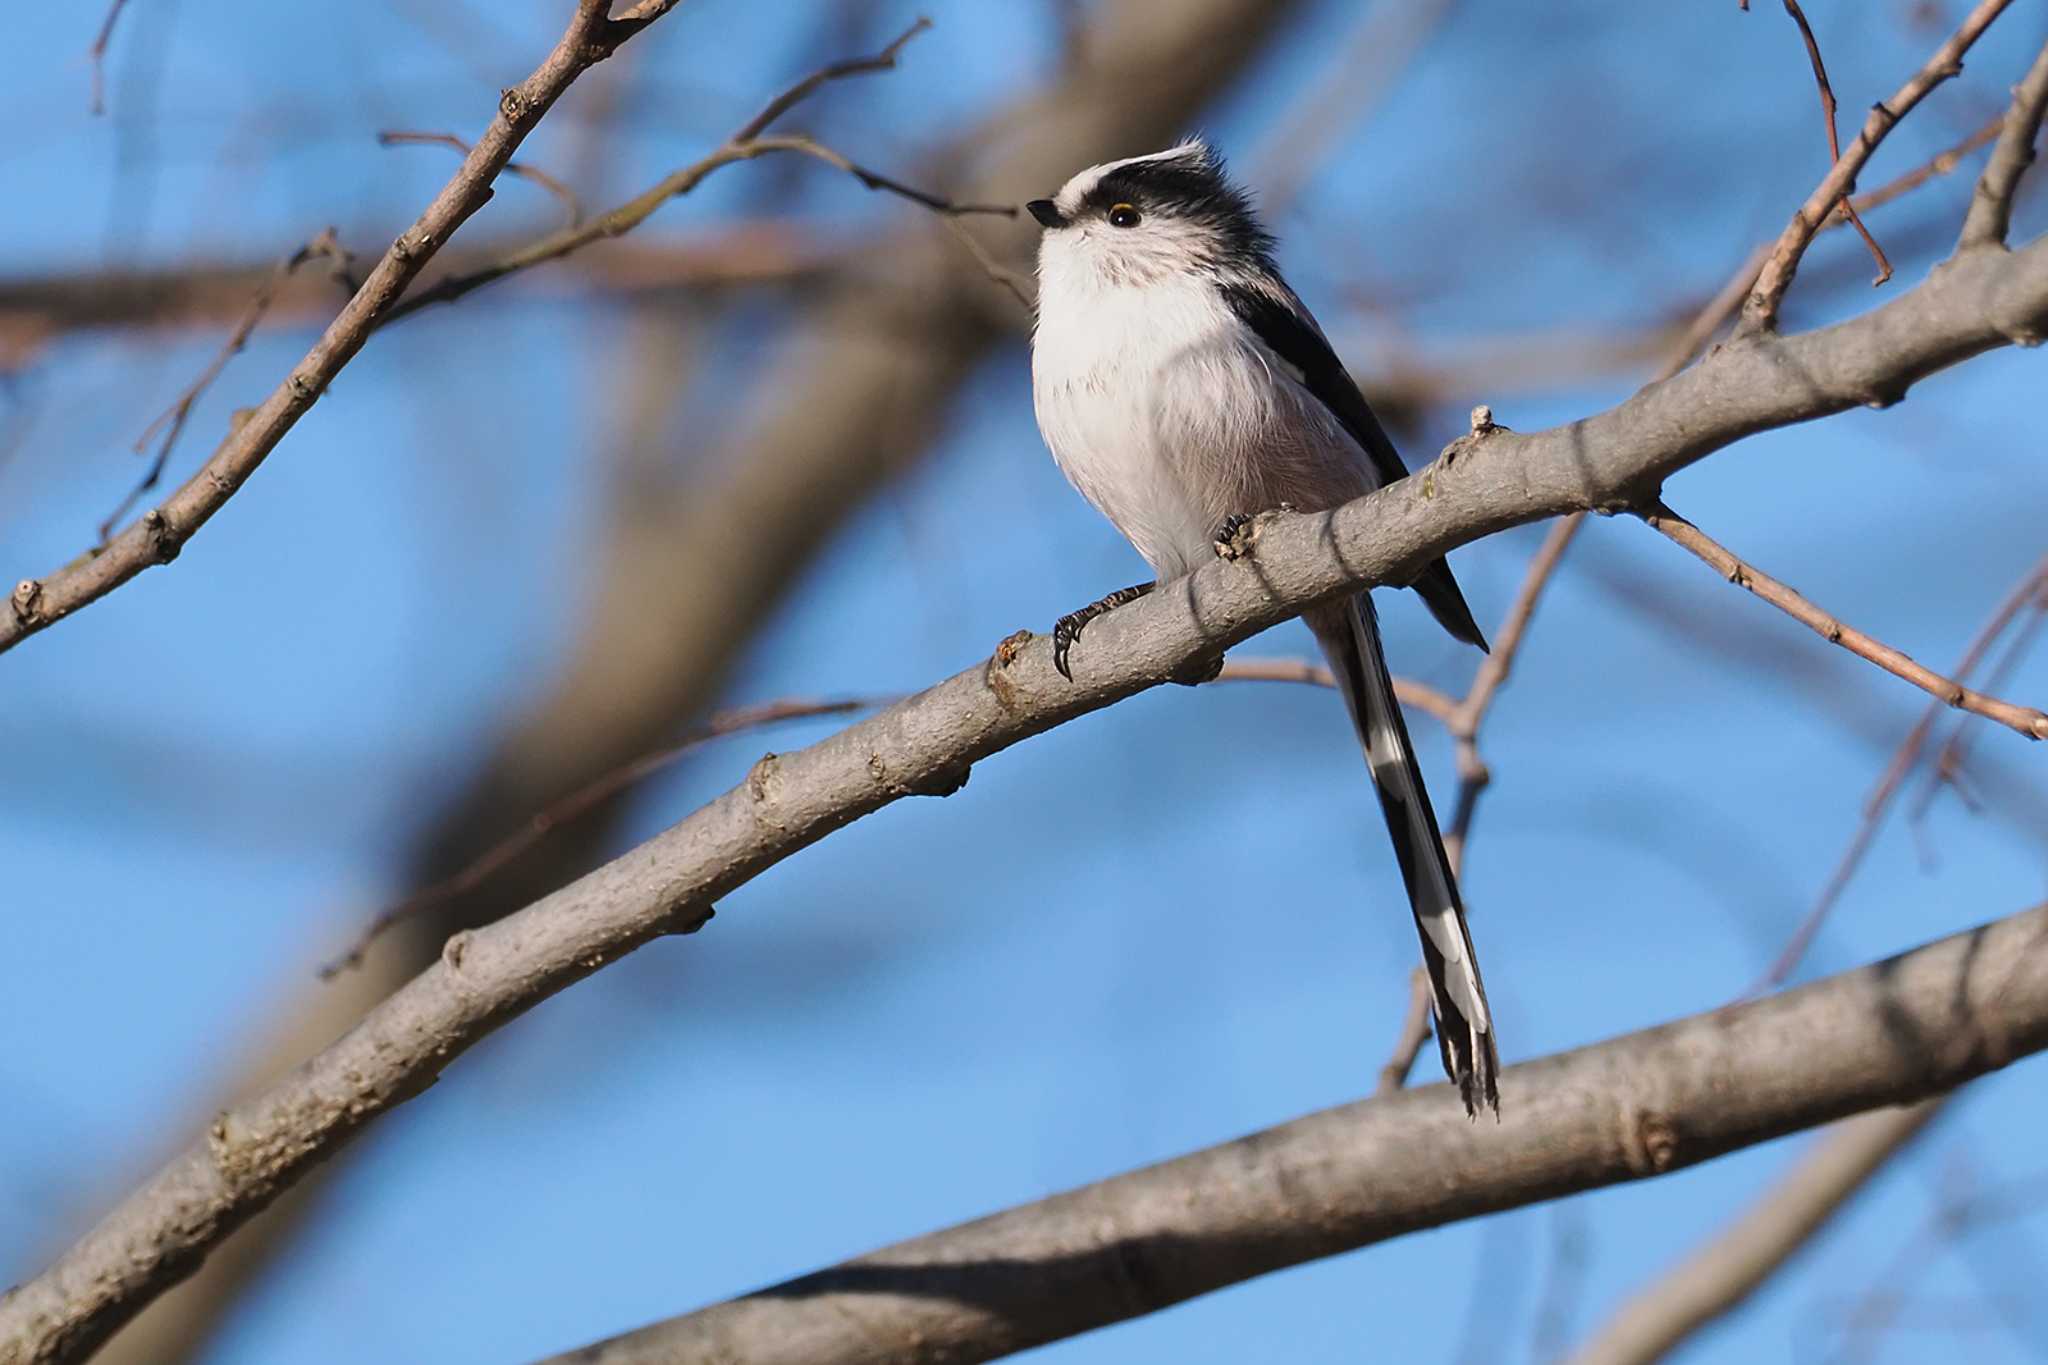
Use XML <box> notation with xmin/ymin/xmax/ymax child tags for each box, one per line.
<box><xmin>1049</xmin><ymin>581</ymin><xmax>1154</xmax><ymax>681</ymax></box>
<box><xmin>1213</xmin><ymin>512</ymin><xmax>1256</xmax><ymax>560</ymax></box>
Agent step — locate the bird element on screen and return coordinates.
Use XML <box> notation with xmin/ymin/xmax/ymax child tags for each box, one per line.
<box><xmin>1025</xmin><ymin>139</ymin><xmax>1500</xmax><ymax>1114</ymax></box>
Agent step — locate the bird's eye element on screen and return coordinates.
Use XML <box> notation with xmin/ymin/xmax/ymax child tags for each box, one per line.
<box><xmin>1107</xmin><ymin>203</ymin><xmax>1141</xmax><ymax>228</ymax></box>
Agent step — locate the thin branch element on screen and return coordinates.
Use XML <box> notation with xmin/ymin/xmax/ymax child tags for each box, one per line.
<box><xmin>319</xmin><ymin>695</ymin><xmax>895</xmax><ymax>979</ymax></box>
<box><xmin>1639</xmin><ymin>502</ymin><xmax>2048</xmax><ymax>741</ymax></box>
<box><xmin>99</xmin><ymin>230</ymin><xmax>352</xmax><ymax>543</ymax></box>
<box><xmin>1911</xmin><ymin>576</ymin><xmax>2048</xmax><ymax>828</ymax></box>
<box><xmin>88</xmin><ymin>0</ymin><xmax>132</xmax><ymax>115</ymax></box>
<box><xmin>1958</xmin><ymin>36</ymin><xmax>2048</xmax><ymax>249</ymax></box>
<box><xmin>5</xmin><ymin>216</ymin><xmax>2046</xmax><ymax>1365</ymax></box>
<box><xmin>0</xmin><ymin>0</ymin><xmax>680</xmax><ymax>657</ymax></box>
<box><xmin>321</xmin><ymin>657</ymin><xmax>1431</xmax><ymax>977</ymax></box>
<box><xmin>378</xmin><ymin>130</ymin><xmax>585</xmax><ymax>225</ymax></box>
<box><xmin>1758</xmin><ymin>552</ymin><xmax>2048</xmax><ymax>989</ymax></box>
<box><xmin>1779</xmin><ymin>0</ymin><xmax>1893</xmax><ymax>283</ymax></box>
<box><xmin>379</xmin><ymin>20</ymin><xmax>1016</xmax><ymax>329</ymax></box>
<box><xmin>545</xmin><ymin>903</ymin><xmax>2048</xmax><ymax>1365</ymax></box>
<box><xmin>1847</xmin><ymin>111</ymin><xmax>2004</xmax><ymax>218</ymax></box>
<box><xmin>1214</xmin><ymin>655</ymin><xmax>1455</xmax><ymax>721</ymax></box>
<box><xmin>1567</xmin><ymin>1101</ymin><xmax>1945</xmax><ymax>1365</ymax></box>
<box><xmin>1744</xmin><ymin>0</ymin><xmax>2012</xmax><ymax>330</ymax></box>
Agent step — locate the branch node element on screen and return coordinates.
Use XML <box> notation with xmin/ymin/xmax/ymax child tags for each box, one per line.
<box><xmin>1622</xmin><ymin>1107</ymin><xmax>1682</xmax><ymax>1175</ymax></box>
<box><xmin>10</xmin><ymin>579</ymin><xmax>44</xmax><ymax>625</ymax></box>
<box><xmin>746</xmin><ymin>752</ymin><xmax>782</xmax><ymax>804</ymax></box>
<box><xmin>912</xmin><ymin>764</ymin><xmax>972</xmax><ymax>798</ymax></box>
<box><xmin>661</xmin><ymin>903</ymin><xmax>716</xmax><ymax>937</ymax></box>
<box><xmin>442</xmin><ymin>930</ymin><xmax>473</xmax><ymax>971</ymax></box>
<box><xmin>140</xmin><ymin>509</ymin><xmax>181</xmax><ymax>564</ymax></box>
<box><xmin>499</xmin><ymin>86</ymin><xmax>533</xmax><ymax>123</ymax></box>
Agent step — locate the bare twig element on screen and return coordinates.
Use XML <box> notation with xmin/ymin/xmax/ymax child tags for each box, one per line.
<box><xmin>1759</xmin><ymin>553</ymin><xmax>2048</xmax><ymax>989</ymax></box>
<box><xmin>0</xmin><ymin>0</ymin><xmax>682</xmax><ymax>657</ymax></box>
<box><xmin>88</xmin><ymin>0</ymin><xmax>132</xmax><ymax>115</ymax></box>
<box><xmin>1744</xmin><ymin>0</ymin><xmax>2013</xmax><ymax>330</ymax></box>
<box><xmin>1779</xmin><ymin>1</ymin><xmax>1893</xmax><ymax>283</ymax></box>
<box><xmin>380</xmin><ymin>20</ymin><xmax>1016</xmax><ymax>328</ymax></box>
<box><xmin>378</xmin><ymin>130</ymin><xmax>585</xmax><ymax>226</ymax></box>
<box><xmin>1911</xmin><ymin>576</ymin><xmax>2048</xmax><ymax>828</ymax></box>
<box><xmin>1214</xmin><ymin>655</ymin><xmax>1455</xmax><ymax>720</ymax></box>
<box><xmin>1847</xmin><ymin>111</ymin><xmax>2004</xmax><ymax>217</ymax></box>
<box><xmin>99</xmin><ymin>230</ymin><xmax>351</xmax><ymax>542</ymax></box>
<box><xmin>1567</xmin><ymin>1101</ymin><xmax>1944</xmax><ymax>1365</ymax></box>
<box><xmin>1958</xmin><ymin>36</ymin><xmax>2048</xmax><ymax>249</ymax></box>
<box><xmin>7</xmin><ymin>174</ymin><xmax>2045</xmax><ymax>1365</ymax></box>
<box><xmin>1640</xmin><ymin>503</ymin><xmax>2048</xmax><ymax>741</ymax></box>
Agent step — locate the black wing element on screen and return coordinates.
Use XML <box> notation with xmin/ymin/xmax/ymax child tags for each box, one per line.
<box><xmin>1219</xmin><ymin>280</ymin><xmax>1413</xmax><ymax>492</ymax></box>
<box><xmin>1221</xmin><ymin>280</ymin><xmax>1489</xmax><ymax>651</ymax></box>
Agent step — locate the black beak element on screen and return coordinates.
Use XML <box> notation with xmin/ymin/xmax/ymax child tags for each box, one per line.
<box><xmin>1026</xmin><ymin>199</ymin><xmax>1064</xmax><ymax>229</ymax></box>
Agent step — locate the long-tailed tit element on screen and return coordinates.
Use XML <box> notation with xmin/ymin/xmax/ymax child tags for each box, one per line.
<box><xmin>1026</xmin><ymin>140</ymin><xmax>1500</xmax><ymax>1114</ymax></box>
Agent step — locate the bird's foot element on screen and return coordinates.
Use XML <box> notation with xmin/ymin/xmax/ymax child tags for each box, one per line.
<box><xmin>1051</xmin><ymin>581</ymin><xmax>1154</xmax><ymax>680</ymax></box>
<box><xmin>1213</xmin><ymin>512</ymin><xmax>1257</xmax><ymax>561</ymax></box>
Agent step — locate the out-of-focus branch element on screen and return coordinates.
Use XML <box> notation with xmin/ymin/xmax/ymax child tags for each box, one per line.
<box><xmin>88</xmin><ymin>0</ymin><xmax>132</xmax><ymax>115</ymax></box>
<box><xmin>0</xmin><ymin>227</ymin><xmax>836</xmax><ymax>364</ymax></box>
<box><xmin>546</xmin><ymin>906</ymin><xmax>2048</xmax><ymax>1365</ymax></box>
<box><xmin>1639</xmin><ymin>502</ymin><xmax>2048</xmax><ymax>741</ymax></box>
<box><xmin>0</xmin><ymin>0</ymin><xmax>682</xmax><ymax>658</ymax></box>
<box><xmin>1760</xmin><ymin>552</ymin><xmax>2048</xmax><ymax>990</ymax></box>
<box><xmin>1743</xmin><ymin>0</ymin><xmax>2011</xmax><ymax>330</ymax></box>
<box><xmin>1565</xmin><ymin>1101</ymin><xmax>1944</xmax><ymax>1365</ymax></box>
<box><xmin>9</xmin><ymin>221</ymin><xmax>2046</xmax><ymax>1364</ymax></box>
<box><xmin>1958</xmin><ymin>36</ymin><xmax>2048</xmax><ymax>249</ymax></box>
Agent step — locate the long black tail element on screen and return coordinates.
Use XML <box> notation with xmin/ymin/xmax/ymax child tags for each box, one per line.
<box><xmin>1311</xmin><ymin>594</ymin><xmax>1500</xmax><ymax>1115</ymax></box>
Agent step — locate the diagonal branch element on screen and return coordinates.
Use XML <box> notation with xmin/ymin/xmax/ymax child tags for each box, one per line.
<box><xmin>545</xmin><ymin>903</ymin><xmax>2048</xmax><ymax>1365</ymax></box>
<box><xmin>1637</xmin><ymin>502</ymin><xmax>2048</xmax><ymax>740</ymax></box>
<box><xmin>1958</xmin><ymin>36</ymin><xmax>2048</xmax><ymax>249</ymax></box>
<box><xmin>3</xmin><ymin>217</ymin><xmax>2045</xmax><ymax>1365</ymax></box>
<box><xmin>1743</xmin><ymin>0</ymin><xmax>2012</xmax><ymax>331</ymax></box>
<box><xmin>377</xmin><ymin>20</ymin><xmax>1016</xmax><ymax>328</ymax></box>
<box><xmin>0</xmin><ymin>0</ymin><xmax>682</xmax><ymax>658</ymax></box>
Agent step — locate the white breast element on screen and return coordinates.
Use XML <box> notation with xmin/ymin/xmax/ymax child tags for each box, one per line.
<box><xmin>1030</xmin><ymin>233</ymin><xmax>1364</xmax><ymax>581</ymax></box>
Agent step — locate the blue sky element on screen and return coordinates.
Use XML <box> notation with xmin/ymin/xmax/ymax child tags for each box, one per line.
<box><xmin>3</xmin><ymin>3</ymin><xmax>2046</xmax><ymax>1362</ymax></box>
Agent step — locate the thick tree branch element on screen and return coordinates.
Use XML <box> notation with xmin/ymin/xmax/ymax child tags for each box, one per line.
<box><xmin>4</xmin><ymin>218</ymin><xmax>2045</xmax><ymax>1365</ymax></box>
<box><xmin>544</xmin><ymin>904</ymin><xmax>2048</xmax><ymax>1365</ymax></box>
<box><xmin>0</xmin><ymin>1</ymin><xmax>679</xmax><ymax>658</ymax></box>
